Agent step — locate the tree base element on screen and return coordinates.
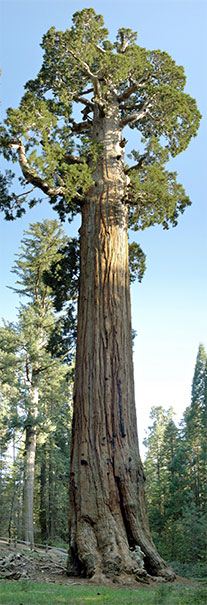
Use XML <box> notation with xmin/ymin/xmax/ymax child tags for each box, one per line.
<box><xmin>67</xmin><ymin>544</ymin><xmax>175</xmax><ymax>584</ymax></box>
<box><xmin>67</xmin><ymin>564</ymin><xmax>175</xmax><ymax>586</ymax></box>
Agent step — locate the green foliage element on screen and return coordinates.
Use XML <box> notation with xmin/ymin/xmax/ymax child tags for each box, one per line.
<box><xmin>129</xmin><ymin>242</ymin><xmax>146</xmax><ymax>282</ymax></box>
<box><xmin>127</xmin><ymin>136</ymin><xmax>191</xmax><ymax>230</ymax></box>
<box><xmin>0</xmin><ymin>220</ymin><xmax>75</xmax><ymax>542</ymax></box>
<box><xmin>0</xmin><ymin>323</ymin><xmax>23</xmax><ymax>447</ymax></box>
<box><xmin>171</xmin><ymin>560</ymin><xmax>207</xmax><ymax>579</ymax></box>
<box><xmin>0</xmin><ymin>8</ymin><xmax>201</xmax><ymax>232</ymax></box>
<box><xmin>43</xmin><ymin>238</ymin><xmax>79</xmax><ymax>312</ymax></box>
<box><xmin>0</xmin><ymin>579</ymin><xmax>206</xmax><ymax>605</ymax></box>
<box><xmin>144</xmin><ymin>406</ymin><xmax>176</xmax><ymax>541</ymax></box>
<box><xmin>144</xmin><ymin>345</ymin><xmax>207</xmax><ymax>570</ymax></box>
<box><xmin>0</xmin><ymin>170</ymin><xmax>26</xmax><ymax>220</ymax></box>
<box><xmin>34</xmin><ymin>364</ymin><xmax>73</xmax><ymax>542</ymax></box>
<box><xmin>11</xmin><ymin>220</ymin><xmax>67</xmax><ymax>300</ymax></box>
<box><xmin>183</xmin><ymin>344</ymin><xmax>207</xmax><ymax>512</ymax></box>
<box><xmin>129</xmin><ymin>155</ymin><xmax>191</xmax><ymax>231</ymax></box>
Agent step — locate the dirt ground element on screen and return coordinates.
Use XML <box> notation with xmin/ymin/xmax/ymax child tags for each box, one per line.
<box><xmin>0</xmin><ymin>539</ymin><xmax>198</xmax><ymax>589</ymax></box>
<box><xmin>0</xmin><ymin>539</ymin><xmax>74</xmax><ymax>585</ymax></box>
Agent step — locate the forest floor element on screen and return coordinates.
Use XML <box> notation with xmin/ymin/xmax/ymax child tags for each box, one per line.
<box><xmin>0</xmin><ymin>540</ymin><xmax>69</xmax><ymax>584</ymax></box>
<box><xmin>0</xmin><ymin>540</ymin><xmax>206</xmax><ymax>604</ymax></box>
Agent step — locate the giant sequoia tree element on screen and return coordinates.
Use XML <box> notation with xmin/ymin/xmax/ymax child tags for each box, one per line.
<box><xmin>0</xmin><ymin>9</ymin><xmax>201</xmax><ymax>581</ymax></box>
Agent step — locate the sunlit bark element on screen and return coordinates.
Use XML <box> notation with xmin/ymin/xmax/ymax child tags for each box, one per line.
<box><xmin>69</xmin><ymin>96</ymin><xmax>174</xmax><ymax>581</ymax></box>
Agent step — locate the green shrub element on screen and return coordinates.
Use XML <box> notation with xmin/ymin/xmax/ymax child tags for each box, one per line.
<box><xmin>170</xmin><ymin>560</ymin><xmax>207</xmax><ymax>579</ymax></box>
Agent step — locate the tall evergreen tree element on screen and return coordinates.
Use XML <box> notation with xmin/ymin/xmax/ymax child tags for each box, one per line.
<box><xmin>144</xmin><ymin>349</ymin><xmax>207</xmax><ymax>570</ymax></box>
<box><xmin>0</xmin><ymin>8</ymin><xmax>201</xmax><ymax>579</ymax></box>
<box><xmin>184</xmin><ymin>344</ymin><xmax>207</xmax><ymax>511</ymax></box>
<box><xmin>176</xmin><ymin>348</ymin><xmax>207</xmax><ymax>568</ymax></box>
<box><xmin>143</xmin><ymin>407</ymin><xmax>174</xmax><ymax>548</ymax></box>
<box><xmin>36</xmin><ymin>362</ymin><xmax>73</xmax><ymax>544</ymax></box>
<box><xmin>0</xmin><ymin>327</ymin><xmax>23</xmax><ymax>538</ymax></box>
<box><xmin>0</xmin><ymin>221</ymin><xmax>74</xmax><ymax>545</ymax></box>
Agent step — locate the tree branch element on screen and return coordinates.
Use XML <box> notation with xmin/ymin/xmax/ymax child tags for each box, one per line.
<box><xmin>70</xmin><ymin>119</ymin><xmax>92</xmax><ymax>134</ymax></box>
<box><xmin>9</xmin><ymin>140</ymin><xmax>64</xmax><ymax>197</ymax></box>
<box><xmin>67</xmin><ymin>48</ymin><xmax>103</xmax><ymax>104</ymax></box>
<box><xmin>118</xmin><ymin>80</ymin><xmax>147</xmax><ymax>103</ymax></box>
<box><xmin>95</xmin><ymin>44</ymin><xmax>106</xmax><ymax>54</ymax></box>
<box><xmin>74</xmin><ymin>96</ymin><xmax>94</xmax><ymax>110</ymax></box>
<box><xmin>120</xmin><ymin>102</ymin><xmax>153</xmax><ymax>127</ymax></box>
<box><xmin>13</xmin><ymin>187</ymin><xmax>35</xmax><ymax>199</ymax></box>
<box><xmin>125</xmin><ymin>154</ymin><xmax>147</xmax><ymax>173</ymax></box>
<box><xmin>64</xmin><ymin>154</ymin><xmax>84</xmax><ymax>165</ymax></box>
<box><xmin>118</xmin><ymin>83</ymin><xmax>138</xmax><ymax>102</ymax></box>
<box><xmin>67</xmin><ymin>48</ymin><xmax>97</xmax><ymax>80</ymax></box>
<box><xmin>78</xmin><ymin>87</ymin><xmax>94</xmax><ymax>96</ymax></box>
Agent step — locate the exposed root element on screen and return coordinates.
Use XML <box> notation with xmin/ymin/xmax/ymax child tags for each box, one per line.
<box><xmin>156</xmin><ymin>567</ymin><xmax>176</xmax><ymax>582</ymax></box>
<box><xmin>68</xmin><ymin>517</ymin><xmax>176</xmax><ymax>584</ymax></box>
<box><xmin>90</xmin><ymin>569</ymin><xmax>112</xmax><ymax>585</ymax></box>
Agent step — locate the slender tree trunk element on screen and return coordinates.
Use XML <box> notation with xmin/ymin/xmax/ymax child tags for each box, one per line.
<box><xmin>48</xmin><ymin>437</ymin><xmax>55</xmax><ymax>541</ymax></box>
<box><xmin>39</xmin><ymin>444</ymin><xmax>48</xmax><ymax>543</ymax></box>
<box><xmin>22</xmin><ymin>385</ymin><xmax>38</xmax><ymax>546</ymax></box>
<box><xmin>69</xmin><ymin>97</ymin><xmax>174</xmax><ymax>581</ymax></box>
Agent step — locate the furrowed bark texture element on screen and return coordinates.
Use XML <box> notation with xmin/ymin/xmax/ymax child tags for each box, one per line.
<box><xmin>69</xmin><ymin>96</ymin><xmax>173</xmax><ymax>581</ymax></box>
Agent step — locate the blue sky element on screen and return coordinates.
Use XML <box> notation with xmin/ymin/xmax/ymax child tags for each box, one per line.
<box><xmin>0</xmin><ymin>0</ymin><xmax>207</xmax><ymax>450</ymax></box>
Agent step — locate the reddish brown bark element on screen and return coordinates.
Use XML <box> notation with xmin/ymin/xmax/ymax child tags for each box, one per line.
<box><xmin>69</xmin><ymin>97</ymin><xmax>174</xmax><ymax>582</ymax></box>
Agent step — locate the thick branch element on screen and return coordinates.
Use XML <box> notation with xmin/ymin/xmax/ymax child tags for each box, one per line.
<box><xmin>70</xmin><ymin>119</ymin><xmax>92</xmax><ymax>134</ymax></box>
<box><xmin>118</xmin><ymin>83</ymin><xmax>138</xmax><ymax>102</ymax></box>
<box><xmin>10</xmin><ymin>140</ymin><xmax>64</xmax><ymax>197</ymax></box>
<box><xmin>74</xmin><ymin>96</ymin><xmax>94</xmax><ymax>110</ymax></box>
<box><xmin>120</xmin><ymin>102</ymin><xmax>152</xmax><ymax>127</ymax></box>
<box><xmin>78</xmin><ymin>87</ymin><xmax>94</xmax><ymax>96</ymax></box>
<box><xmin>95</xmin><ymin>44</ymin><xmax>106</xmax><ymax>54</ymax></box>
<box><xmin>120</xmin><ymin>101</ymin><xmax>147</xmax><ymax>112</ymax></box>
<box><xmin>118</xmin><ymin>80</ymin><xmax>147</xmax><ymax>103</ymax></box>
<box><xmin>118</xmin><ymin>35</ymin><xmax>131</xmax><ymax>54</ymax></box>
<box><xmin>64</xmin><ymin>154</ymin><xmax>84</xmax><ymax>165</ymax></box>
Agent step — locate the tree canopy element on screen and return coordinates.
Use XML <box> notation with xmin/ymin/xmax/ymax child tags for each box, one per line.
<box><xmin>0</xmin><ymin>8</ymin><xmax>201</xmax><ymax>230</ymax></box>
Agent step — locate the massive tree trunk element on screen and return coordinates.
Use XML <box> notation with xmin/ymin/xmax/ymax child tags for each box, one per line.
<box><xmin>22</xmin><ymin>384</ymin><xmax>38</xmax><ymax>547</ymax></box>
<box><xmin>69</xmin><ymin>96</ymin><xmax>174</xmax><ymax>582</ymax></box>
